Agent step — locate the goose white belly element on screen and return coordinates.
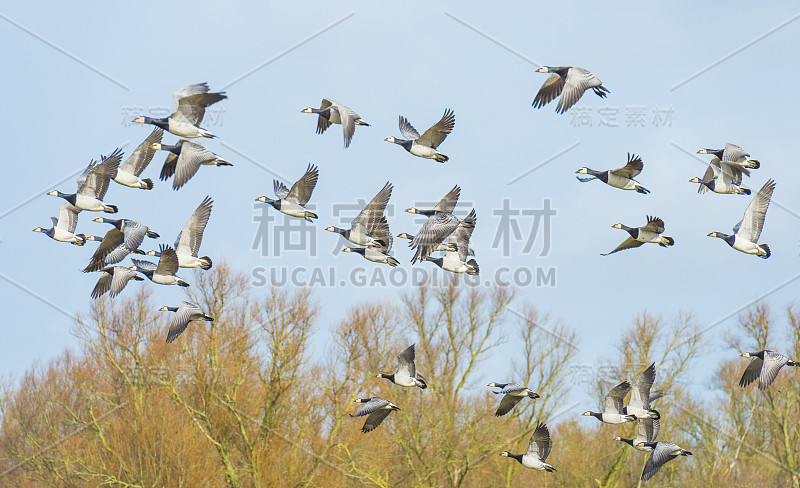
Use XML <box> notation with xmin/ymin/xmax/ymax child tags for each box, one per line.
<box><xmin>521</xmin><ymin>454</ymin><xmax>548</xmax><ymax>470</ymax></box>
<box><xmin>279</xmin><ymin>201</ymin><xmax>307</xmax><ymax>218</ymax></box>
<box><xmin>347</xmin><ymin>225</ymin><xmax>373</xmax><ymax>246</ymax></box>
<box><xmin>364</xmin><ymin>249</ymin><xmax>392</xmax><ymax>264</ymax></box>
<box><xmin>152</xmin><ymin>274</ymin><xmax>180</xmax><ymax>285</ymax></box>
<box><xmin>732</xmin><ymin>235</ymin><xmax>761</xmax><ymax>254</ymax></box>
<box><xmin>74</xmin><ymin>194</ymin><xmax>107</xmax><ymax>211</ymax></box>
<box><xmin>327</xmin><ymin>108</ymin><xmax>342</xmax><ymax>125</ymax></box>
<box><xmin>168</xmin><ymin>118</ymin><xmax>202</xmax><ymax>138</ymax></box>
<box><xmin>601</xmin><ymin>413</ymin><xmax>631</xmax><ymax>424</ymax></box>
<box><xmin>53</xmin><ymin>228</ymin><xmax>81</xmax><ymax>243</ymax></box>
<box><xmin>410</xmin><ymin>143</ymin><xmax>439</xmax><ymax>159</ymax></box>
<box><xmin>441</xmin><ymin>253</ymin><xmax>471</xmax><ymax>273</ymax></box>
<box><xmin>710</xmin><ymin>180</ymin><xmax>738</xmax><ymax>194</ymax></box>
<box><xmin>113</xmin><ymin>171</ymin><xmax>146</xmax><ymax>188</ymax></box>
<box><xmin>177</xmin><ymin>253</ymin><xmax>203</xmax><ymax>268</ymax></box>
<box><xmin>607</xmin><ymin>174</ymin><xmax>637</xmax><ymax>190</ymax></box>
<box><xmin>636</xmin><ymin>230</ymin><xmax>662</xmax><ymax>243</ymax></box>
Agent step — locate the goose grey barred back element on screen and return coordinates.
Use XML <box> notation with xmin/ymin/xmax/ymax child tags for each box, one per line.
<box><xmin>160</xmin><ymin>301</ymin><xmax>214</xmax><ymax>343</ymax></box>
<box><xmin>147</xmin><ymin>196</ymin><xmax>213</xmax><ymax>269</ymax></box>
<box><xmin>637</xmin><ymin>441</ymin><xmax>692</xmax><ymax>482</ymax></box>
<box><xmin>256</xmin><ymin>164</ymin><xmax>319</xmax><ymax>222</ymax></box>
<box><xmin>708</xmin><ymin>179</ymin><xmax>775</xmax><ymax>259</ymax></box>
<box><xmin>426</xmin><ymin>208</ymin><xmax>479</xmax><ymax>275</ymax></box>
<box><xmin>90</xmin><ymin>266</ymin><xmax>143</xmax><ymax>299</ymax></box>
<box><xmin>92</xmin><ymin>217</ymin><xmax>158</xmax><ymax>253</ymax></box>
<box><xmin>385</xmin><ymin>109</ymin><xmax>454</xmax><ymax>162</ymax></box>
<box><xmin>133</xmin><ymin>83</ymin><xmax>226</xmax><ymax>138</ymax></box>
<box><xmin>153</xmin><ymin>140</ymin><xmax>232</xmax><ymax>190</ymax></box>
<box><xmin>698</xmin><ymin>143</ymin><xmax>759</xmax><ymax>169</ymax></box>
<box><xmin>625</xmin><ymin>363</ymin><xmax>660</xmax><ymax>420</ymax></box>
<box><xmin>83</xmin><ymin>229</ymin><xmax>146</xmax><ymax>272</ymax></box>
<box><xmin>113</xmin><ymin>129</ymin><xmax>163</xmax><ymax>189</ymax></box>
<box><xmin>131</xmin><ymin>244</ymin><xmax>188</xmax><ymax>286</ymax></box>
<box><xmin>500</xmin><ymin>422</ymin><xmax>556</xmax><ymax>472</ymax></box>
<box><xmin>583</xmin><ymin>381</ymin><xmax>636</xmax><ymax>424</ymax></box>
<box><xmin>343</xmin><ymin>216</ymin><xmax>400</xmax><ymax>267</ymax></box>
<box><xmin>375</xmin><ymin>344</ymin><xmax>427</xmax><ymax>389</ymax></box>
<box><xmin>397</xmin><ymin>233</ymin><xmax>458</xmax><ymax>253</ymax></box>
<box><xmin>326</xmin><ymin>182</ymin><xmax>393</xmax><ymax>247</ymax></box>
<box><xmin>602</xmin><ymin>216</ymin><xmax>674</xmax><ymax>255</ymax></box>
<box><xmin>350</xmin><ymin>397</ymin><xmax>400</xmax><ymax>433</ymax></box>
<box><xmin>533</xmin><ymin>66</ymin><xmax>609</xmax><ymax>114</ymax></box>
<box><xmin>33</xmin><ymin>203</ymin><xmax>85</xmax><ymax>245</ymax></box>
<box><xmin>738</xmin><ymin>349</ymin><xmax>798</xmax><ymax>390</ymax></box>
<box><xmin>487</xmin><ymin>382</ymin><xmax>540</xmax><ymax>416</ymax></box>
<box><xmin>576</xmin><ymin>153</ymin><xmax>650</xmax><ymax>194</ymax></box>
<box><xmin>301</xmin><ymin>99</ymin><xmax>370</xmax><ymax>148</ymax></box>
<box><xmin>615</xmin><ymin>418</ymin><xmax>660</xmax><ymax>451</ymax></box>
<box><xmin>48</xmin><ymin>149</ymin><xmax>122</xmax><ymax>213</ymax></box>
<box><xmin>690</xmin><ymin>158</ymin><xmax>750</xmax><ymax>195</ymax></box>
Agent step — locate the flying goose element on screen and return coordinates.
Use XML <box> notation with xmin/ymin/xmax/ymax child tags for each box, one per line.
<box><xmin>426</xmin><ymin>209</ymin><xmax>479</xmax><ymax>275</ymax></box>
<box><xmin>615</xmin><ymin>418</ymin><xmax>660</xmax><ymax>452</ymax></box>
<box><xmin>301</xmin><ymin>99</ymin><xmax>370</xmax><ymax>148</ymax></box>
<box><xmin>487</xmin><ymin>382</ymin><xmax>540</xmax><ymax>417</ymax></box>
<box><xmin>637</xmin><ymin>441</ymin><xmax>692</xmax><ymax>482</ymax></box>
<box><xmin>113</xmin><ymin>128</ymin><xmax>162</xmax><ymax>190</ymax></box>
<box><xmin>499</xmin><ymin>422</ymin><xmax>556</xmax><ymax>472</ymax></box>
<box><xmin>708</xmin><ymin>179</ymin><xmax>775</xmax><ymax>258</ymax></box>
<box><xmin>583</xmin><ymin>381</ymin><xmax>636</xmax><ymax>424</ymax></box>
<box><xmin>160</xmin><ymin>301</ymin><xmax>214</xmax><ymax>344</ymax></box>
<box><xmin>33</xmin><ymin>203</ymin><xmax>85</xmax><ymax>245</ymax></box>
<box><xmin>48</xmin><ymin>149</ymin><xmax>122</xmax><ymax>213</ymax></box>
<box><xmin>350</xmin><ymin>397</ymin><xmax>400</xmax><ymax>433</ymax></box>
<box><xmin>133</xmin><ymin>83</ymin><xmax>226</xmax><ymax>138</ymax></box>
<box><xmin>131</xmin><ymin>245</ymin><xmax>188</xmax><ymax>286</ymax></box>
<box><xmin>602</xmin><ymin>216</ymin><xmax>674</xmax><ymax>255</ymax></box>
<box><xmin>343</xmin><ymin>216</ymin><xmax>400</xmax><ymax>267</ymax></box>
<box><xmin>532</xmin><ymin>66</ymin><xmax>609</xmax><ymax>114</ymax></box>
<box><xmin>406</xmin><ymin>185</ymin><xmax>473</xmax><ymax>263</ymax></box>
<box><xmin>690</xmin><ymin>159</ymin><xmax>750</xmax><ymax>195</ymax></box>
<box><xmin>83</xmin><ymin>229</ymin><xmax>146</xmax><ymax>272</ymax></box>
<box><xmin>576</xmin><ymin>153</ymin><xmax>650</xmax><ymax>194</ymax></box>
<box><xmin>738</xmin><ymin>349</ymin><xmax>798</xmax><ymax>390</ymax></box>
<box><xmin>153</xmin><ymin>140</ymin><xmax>232</xmax><ymax>190</ymax></box>
<box><xmin>326</xmin><ymin>182</ymin><xmax>393</xmax><ymax>246</ymax></box>
<box><xmin>385</xmin><ymin>109</ymin><xmax>455</xmax><ymax>162</ymax></box>
<box><xmin>256</xmin><ymin>164</ymin><xmax>319</xmax><ymax>222</ymax></box>
<box><xmin>147</xmin><ymin>196</ymin><xmax>213</xmax><ymax>269</ymax></box>
<box><xmin>375</xmin><ymin>344</ymin><xmax>427</xmax><ymax>389</ymax></box>
<box><xmin>90</xmin><ymin>266</ymin><xmax>143</xmax><ymax>299</ymax></box>
<box><xmin>624</xmin><ymin>363</ymin><xmax>660</xmax><ymax>420</ymax></box>
<box><xmin>93</xmin><ymin>217</ymin><xmax>159</xmax><ymax>254</ymax></box>
<box><xmin>698</xmin><ymin>144</ymin><xmax>759</xmax><ymax>169</ymax></box>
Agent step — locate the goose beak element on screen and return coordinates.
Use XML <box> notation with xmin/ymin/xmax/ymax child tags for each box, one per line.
<box><xmin>707</xmin><ymin>232</ymin><xmax>717</xmax><ymax>238</ymax></box>
<box><xmin>47</xmin><ymin>190</ymin><xmax>58</xmax><ymax>196</ymax></box>
<box><xmin>384</xmin><ymin>136</ymin><xmax>395</xmax><ymax>143</ymax></box>
<box><xmin>32</xmin><ymin>227</ymin><xmax>42</xmax><ymax>232</ymax></box>
<box><xmin>159</xmin><ymin>306</ymin><xmax>169</xmax><ymax>311</ymax></box>
<box><xmin>133</xmin><ymin>116</ymin><xmax>145</xmax><ymax>124</ymax></box>
<box><xmin>689</xmin><ymin>177</ymin><xmax>700</xmax><ymax>183</ymax></box>
<box><xmin>612</xmin><ymin>223</ymin><xmax>622</xmax><ymax>229</ymax></box>
<box><xmin>255</xmin><ymin>196</ymin><xmax>267</xmax><ymax>203</ymax></box>
<box><xmin>499</xmin><ymin>452</ymin><xmax>508</xmax><ymax>457</ymax></box>
<box><xmin>301</xmin><ymin>107</ymin><xmax>312</xmax><ymax>113</ymax></box>
<box><xmin>697</xmin><ymin>149</ymin><xmax>707</xmax><ymax>154</ymax></box>
<box><xmin>343</xmin><ymin>248</ymin><xmax>352</xmax><ymax>253</ymax></box>
<box><xmin>741</xmin><ymin>352</ymin><xmax>750</xmax><ymax>358</ymax></box>
<box><xmin>406</xmin><ymin>208</ymin><xmax>416</xmax><ymax>214</ymax></box>
<box><xmin>93</xmin><ymin>217</ymin><xmax>103</xmax><ymax>223</ymax></box>
<box><xmin>536</xmin><ymin>66</ymin><xmax>548</xmax><ymax>73</ymax></box>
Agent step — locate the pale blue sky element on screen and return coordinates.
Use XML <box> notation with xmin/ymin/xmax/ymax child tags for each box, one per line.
<box><xmin>2</xmin><ymin>2</ymin><xmax>800</xmax><ymax>410</ymax></box>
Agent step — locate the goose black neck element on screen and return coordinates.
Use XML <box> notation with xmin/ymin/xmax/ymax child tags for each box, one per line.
<box><xmin>144</xmin><ymin>116</ymin><xmax>169</xmax><ymax>130</ymax></box>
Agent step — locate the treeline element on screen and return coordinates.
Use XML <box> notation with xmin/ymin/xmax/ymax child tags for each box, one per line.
<box><xmin>0</xmin><ymin>264</ymin><xmax>798</xmax><ymax>487</ymax></box>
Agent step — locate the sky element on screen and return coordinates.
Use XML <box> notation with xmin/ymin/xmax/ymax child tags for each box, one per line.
<box><xmin>2</xmin><ymin>1</ymin><xmax>800</xmax><ymax>414</ymax></box>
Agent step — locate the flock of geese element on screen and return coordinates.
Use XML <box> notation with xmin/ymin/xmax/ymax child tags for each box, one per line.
<box><xmin>30</xmin><ymin>66</ymin><xmax>797</xmax><ymax>483</ymax></box>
